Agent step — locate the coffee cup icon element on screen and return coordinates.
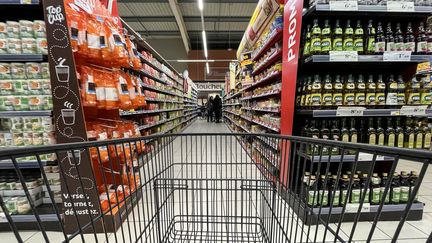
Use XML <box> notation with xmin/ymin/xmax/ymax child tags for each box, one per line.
<box><xmin>67</xmin><ymin>150</ymin><xmax>81</xmax><ymax>166</ymax></box>
<box><xmin>55</xmin><ymin>58</ymin><xmax>69</xmax><ymax>83</ymax></box>
<box><xmin>61</xmin><ymin>108</ymin><xmax>75</xmax><ymax>125</ymax></box>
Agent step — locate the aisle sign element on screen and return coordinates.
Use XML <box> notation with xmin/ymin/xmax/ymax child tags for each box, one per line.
<box><xmin>400</xmin><ymin>105</ymin><xmax>428</xmax><ymax>116</ymax></box>
<box><xmin>383</xmin><ymin>51</ymin><xmax>411</xmax><ymax>61</ymax></box>
<box><xmin>336</xmin><ymin>107</ymin><xmax>366</xmax><ymax>116</ymax></box>
<box><xmin>329</xmin><ymin>51</ymin><xmax>358</xmax><ymax>62</ymax></box>
<box><xmin>329</xmin><ymin>0</ymin><xmax>358</xmax><ymax>11</ymax></box>
<box><xmin>387</xmin><ymin>1</ymin><xmax>415</xmax><ymax>12</ymax></box>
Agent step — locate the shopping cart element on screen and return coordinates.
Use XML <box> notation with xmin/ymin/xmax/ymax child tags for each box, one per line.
<box><xmin>0</xmin><ymin>133</ymin><xmax>431</xmax><ymax>243</ymax></box>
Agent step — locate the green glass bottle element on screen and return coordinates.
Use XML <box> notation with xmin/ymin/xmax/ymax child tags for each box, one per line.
<box><xmin>343</xmin><ymin>20</ymin><xmax>354</xmax><ymax>51</ymax></box>
<box><xmin>321</xmin><ymin>20</ymin><xmax>331</xmax><ymax>54</ymax></box>
<box><xmin>354</xmin><ymin>20</ymin><xmax>364</xmax><ymax>53</ymax></box>
<box><xmin>310</xmin><ymin>19</ymin><xmax>321</xmax><ymax>55</ymax></box>
<box><xmin>332</xmin><ymin>19</ymin><xmax>343</xmax><ymax>51</ymax></box>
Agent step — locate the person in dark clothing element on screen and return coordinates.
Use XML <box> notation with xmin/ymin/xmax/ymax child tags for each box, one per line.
<box><xmin>213</xmin><ymin>95</ymin><xmax>222</xmax><ymax>123</ymax></box>
<box><xmin>206</xmin><ymin>96</ymin><xmax>214</xmax><ymax>122</ymax></box>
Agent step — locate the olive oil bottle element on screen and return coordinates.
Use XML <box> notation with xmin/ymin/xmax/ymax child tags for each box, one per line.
<box><xmin>394</xmin><ymin>23</ymin><xmax>404</xmax><ymax>51</ymax></box>
<box><xmin>311</xmin><ymin>75</ymin><xmax>322</xmax><ymax>108</ymax></box>
<box><xmin>386</xmin><ymin>75</ymin><xmax>398</xmax><ymax>108</ymax></box>
<box><xmin>366</xmin><ymin>75</ymin><xmax>376</xmax><ymax>107</ymax></box>
<box><xmin>366</xmin><ymin>20</ymin><xmax>376</xmax><ymax>54</ymax></box>
<box><xmin>341</xmin><ymin>118</ymin><xmax>350</xmax><ymax>142</ymax></box>
<box><xmin>404</xmin><ymin>118</ymin><xmax>415</xmax><ymax>149</ymax></box>
<box><xmin>385</xmin><ymin>22</ymin><xmax>395</xmax><ymax>51</ymax></box>
<box><xmin>395</xmin><ymin>117</ymin><xmax>404</xmax><ymax>148</ymax></box>
<box><xmin>370</xmin><ymin>173</ymin><xmax>381</xmax><ymax>205</ymax></box>
<box><xmin>400</xmin><ymin>171</ymin><xmax>410</xmax><ymax>203</ymax></box>
<box><xmin>381</xmin><ymin>173</ymin><xmax>390</xmax><ymax>204</ymax></box>
<box><xmin>407</xmin><ymin>77</ymin><xmax>421</xmax><ymax>105</ymax></box>
<box><xmin>386</xmin><ymin>118</ymin><xmax>396</xmax><ymax>147</ymax></box>
<box><xmin>405</xmin><ymin>22</ymin><xmax>415</xmax><ymax>52</ymax></box>
<box><xmin>354</xmin><ymin>20</ymin><xmax>364</xmax><ymax>53</ymax></box>
<box><xmin>332</xmin><ymin>19</ymin><xmax>343</xmax><ymax>51</ymax></box>
<box><xmin>311</xmin><ymin>19</ymin><xmax>321</xmax><ymax>55</ymax></box>
<box><xmin>303</xmin><ymin>25</ymin><xmax>312</xmax><ymax>56</ymax></box>
<box><xmin>321</xmin><ymin>20</ymin><xmax>331</xmax><ymax>54</ymax></box>
<box><xmin>420</xmin><ymin>74</ymin><xmax>431</xmax><ymax>105</ymax></box>
<box><xmin>355</xmin><ymin>74</ymin><xmax>366</xmax><ymax>106</ymax></box>
<box><xmin>305</xmin><ymin>76</ymin><xmax>313</xmax><ymax>109</ymax></box>
<box><xmin>344</xmin><ymin>74</ymin><xmax>356</xmax><ymax>106</ymax></box>
<box><xmin>322</xmin><ymin>74</ymin><xmax>333</xmax><ymax>107</ymax></box>
<box><xmin>333</xmin><ymin>75</ymin><xmax>344</xmax><ymax>107</ymax></box>
<box><xmin>343</xmin><ymin>20</ymin><xmax>354</xmax><ymax>51</ymax></box>
<box><xmin>376</xmin><ymin>117</ymin><xmax>385</xmax><ymax>146</ymax></box>
<box><xmin>375</xmin><ymin>75</ymin><xmax>386</xmax><ymax>108</ymax></box>
<box><xmin>396</xmin><ymin>75</ymin><xmax>406</xmax><ymax>107</ymax></box>
<box><xmin>321</xmin><ymin>120</ymin><xmax>330</xmax><ymax>155</ymax></box>
<box><xmin>422</xmin><ymin>118</ymin><xmax>431</xmax><ymax>149</ymax></box>
<box><xmin>367</xmin><ymin>118</ymin><xmax>377</xmax><ymax>145</ymax></box>
<box><xmin>331</xmin><ymin>120</ymin><xmax>341</xmax><ymax>155</ymax></box>
<box><xmin>414</xmin><ymin>119</ymin><xmax>423</xmax><ymax>149</ymax></box>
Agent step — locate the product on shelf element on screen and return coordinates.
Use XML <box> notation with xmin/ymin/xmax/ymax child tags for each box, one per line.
<box><xmin>0</xmin><ymin>20</ymin><xmax>47</xmax><ymax>55</ymax></box>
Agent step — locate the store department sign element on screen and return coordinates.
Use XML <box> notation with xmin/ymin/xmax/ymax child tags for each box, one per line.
<box><xmin>196</xmin><ymin>82</ymin><xmax>224</xmax><ymax>91</ymax></box>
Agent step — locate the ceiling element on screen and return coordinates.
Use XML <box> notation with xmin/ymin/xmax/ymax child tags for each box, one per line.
<box><xmin>118</xmin><ymin>0</ymin><xmax>257</xmax><ymax>51</ymax></box>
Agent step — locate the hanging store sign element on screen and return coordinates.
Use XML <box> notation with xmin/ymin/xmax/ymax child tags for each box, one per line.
<box><xmin>196</xmin><ymin>82</ymin><xmax>224</xmax><ymax>91</ymax></box>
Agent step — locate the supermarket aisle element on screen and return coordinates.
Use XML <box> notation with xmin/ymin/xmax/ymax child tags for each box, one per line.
<box><xmin>182</xmin><ymin>119</ymin><xmax>231</xmax><ymax>133</ymax></box>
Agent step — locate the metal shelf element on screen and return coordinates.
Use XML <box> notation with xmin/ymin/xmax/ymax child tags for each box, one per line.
<box><xmin>224</xmin><ymin>114</ymin><xmax>250</xmax><ymax>133</ymax></box>
<box><xmin>141</xmin><ymin>82</ymin><xmax>182</xmax><ymax>97</ymax></box>
<box><xmin>120</xmin><ymin>108</ymin><xmax>183</xmax><ymax>116</ymax></box>
<box><xmin>303</xmin><ymin>54</ymin><xmax>431</xmax><ymax>64</ymax></box>
<box><xmin>296</xmin><ymin>108</ymin><xmax>432</xmax><ymax>117</ymax></box>
<box><xmin>0</xmin><ymin>0</ymin><xmax>39</xmax><ymax>4</ymax></box>
<box><xmin>252</xmin><ymin>29</ymin><xmax>283</xmax><ymax>62</ymax></box>
<box><xmin>252</xmin><ymin>49</ymin><xmax>282</xmax><ymax>76</ymax></box>
<box><xmin>224</xmin><ymin>90</ymin><xmax>242</xmax><ymax>100</ymax></box>
<box><xmin>242</xmin><ymin>107</ymin><xmax>280</xmax><ymax>113</ymax></box>
<box><xmin>224</xmin><ymin>110</ymin><xmax>241</xmax><ymax>116</ymax></box>
<box><xmin>0</xmin><ymin>160</ymin><xmax>47</xmax><ymax>169</ymax></box>
<box><xmin>0</xmin><ymin>54</ymin><xmax>44</xmax><ymax>61</ymax></box>
<box><xmin>145</xmin><ymin>97</ymin><xmax>182</xmax><ymax>103</ymax></box>
<box><xmin>139</xmin><ymin>55</ymin><xmax>178</xmax><ymax>83</ymax></box>
<box><xmin>242</xmin><ymin>71</ymin><xmax>282</xmax><ymax>92</ymax></box>
<box><xmin>240</xmin><ymin>115</ymin><xmax>280</xmax><ymax>132</ymax></box>
<box><xmin>0</xmin><ymin>110</ymin><xmax>51</xmax><ymax>117</ymax></box>
<box><xmin>223</xmin><ymin>103</ymin><xmax>242</xmax><ymax>107</ymax></box>
<box><xmin>241</xmin><ymin>90</ymin><xmax>281</xmax><ymax>101</ymax></box>
<box><xmin>300</xmin><ymin>152</ymin><xmax>395</xmax><ymax>162</ymax></box>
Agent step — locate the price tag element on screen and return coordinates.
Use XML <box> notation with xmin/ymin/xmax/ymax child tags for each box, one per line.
<box><xmin>20</xmin><ymin>0</ymin><xmax>32</xmax><ymax>4</ymax></box>
<box><xmin>383</xmin><ymin>51</ymin><xmax>411</xmax><ymax>61</ymax></box>
<box><xmin>345</xmin><ymin>203</ymin><xmax>371</xmax><ymax>213</ymax></box>
<box><xmin>329</xmin><ymin>51</ymin><xmax>358</xmax><ymax>62</ymax></box>
<box><xmin>329</xmin><ymin>0</ymin><xmax>358</xmax><ymax>11</ymax></box>
<box><xmin>387</xmin><ymin>1</ymin><xmax>415</xmax><ymax>12</ymax></box>
<box><xmin>400</xmin><ymin>105</ymin><xmax>428</xmax><ymax>116</ymax></box>
<box><xmin>358</xmin><ymin>152</ymin><xmax>374</xmax><ymax>161</ymax></box>
<box><xmin>336</xmin><ymin>107</ymin><xmax>365</xmax><ymax>117</ymax></box>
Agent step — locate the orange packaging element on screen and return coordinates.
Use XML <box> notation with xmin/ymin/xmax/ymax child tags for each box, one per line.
<box><xmin>100</xmin><ymin>17</ymin><xmax>111</xmax><ymax>62</ymax></box>
<box><xmin>104</xmin><ymin>73</ymin><xmax>119</xmax><ymax>110</ymax></box>
<box><xmin>86</xmin><ymin>16</ymin><xmax>102</xmax><ymax>60</ymax></box>
<box><xmin>132</xmin><ymin>76</ymin><xmax>146</xmax><ymax>108</ymax></box>
<box><xmin>94</xmin><ymin>70</ymin><xmax>106</xmax><ymax>109</ymax></box>
<box><xmin>116</xmin><ymin>71</ymin><xmax>132</xmax><ymax>110</ymax></box>
<box><xmin>93</xmin><ymin>122</ymin><xmax>109</xmax><ymax>162</ymax></box>
<box><xmin>106</xmin><ymin>20</ymin><xmax>128</xmax><ymax>67</ymax></box>
<box><xmin>80</xmin><ymin>66</ymin><xmax>97</xmax><ymax>107</ymax></box>
<box><xmin>65</xmin><ymin>3</ymin><xmax>87</xmax><ymax>55</ymax></box>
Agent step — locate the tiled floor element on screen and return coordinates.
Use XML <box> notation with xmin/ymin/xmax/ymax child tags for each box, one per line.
<box><xmin>1</xmin><ymin>119</ymin><xmax>431</xmax><ymax>242</ymax></box>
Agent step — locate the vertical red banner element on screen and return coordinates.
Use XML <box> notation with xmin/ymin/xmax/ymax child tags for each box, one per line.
<box><xmin>280</xmin><ymin>0</ymin><xmax>304</xmax><ymax>186</ymax></box>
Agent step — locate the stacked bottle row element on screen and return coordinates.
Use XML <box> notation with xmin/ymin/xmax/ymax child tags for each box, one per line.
<box><xmin>304</xmin><ymin>170</ymin><xmax>419</xmax><ymax>207</ymax></box>
<box><xmin>297</xmin><ymin>74</ymin><xmax>431</xmax><ymax>108</ymax></box>
<box><xmin>301</xmin><ymin>117</ymin><xmax>431</xmax><ymax>152</ymax></box>
<box><xmin>302</xmin><ymin>19</ymin><xmax>432</xmax><ymax>55</ymax></box>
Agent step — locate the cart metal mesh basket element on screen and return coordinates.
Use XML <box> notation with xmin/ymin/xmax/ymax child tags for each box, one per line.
<box><xmin>0</xmin><ymin>133</ymin><xmax>431</xmax><ymax>243</ymax></box>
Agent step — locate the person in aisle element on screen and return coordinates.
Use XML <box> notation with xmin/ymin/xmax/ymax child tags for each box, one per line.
<box><xmin>206</xmin><ymin>96</ymin><xmax>214</xmax><ymax>122</ymax></box>
<box><xmin>213</xmin><ymin>95</ymin><xmax>223</xmax><ymax>123</ymax></box>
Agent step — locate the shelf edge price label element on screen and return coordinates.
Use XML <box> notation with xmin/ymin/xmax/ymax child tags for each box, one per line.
<box><xmin>336</xmin><ymin>106</ymin><xmax>365</xmax><ymax>117</ymax></box>
<box><xmin>329</xmin><ymin>0</ymin><xmax>358</xmax><ymax>10</ymax></box>
<box><xmin>345</xmin><ymin>203</ymin><xmax>371</xmax><ymax>213</ymax></box>
<box><xmin>329</xmin><ymin>51</ymin><xmax>358</xmax><ymax>62</ymax></box>
<box><xmin>387</xmin><ymin>1</ymin><xmax>415</xmax><ymax>12</ymax></box>
<box><xmin>383</xmin><ymin>51</ymin><xmax>411</xmax><ymax>62</ymax></box>
<box><xmin>400</xmin><ymin>105</ymin><xmax>427</xmax><ymax>116</ymax></box>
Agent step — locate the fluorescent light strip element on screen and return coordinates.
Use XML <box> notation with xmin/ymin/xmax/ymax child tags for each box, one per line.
<box><xmin>177</xmin><ymin>60</ymin><xmax>215</xmax><ymax>63</ymax></box>
<box><xmin>198</xmin><ymin>0</ymin><xmax>203</xmax><ymax>11</ymax></box>
<box><xmin>206</xmin><ymin>62</ymin><xmax>210</xmax><ymax>74</ymax></box>
<box><xmin>202</xmin><ymin>31</ymin><xmax>208</xmax><ymax>58</ymax></box>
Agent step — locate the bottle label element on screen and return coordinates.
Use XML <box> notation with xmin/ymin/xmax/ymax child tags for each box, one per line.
<box><xmin>416</xmin><ymin>134</ymin><xmax>423</xmax><ymax>148</ymax></box>
<box><xmin>424</xmin><ymin>133</ymin><xmax>431</xmax><ymax>149</ymax></box>
<box><xmin>375</xmin><ymin>41</ymin><xmax>385</xmax><ymax>52</ymax></box>
<box><xmin>311</xmin><ymin>94</ymin><xmax>322</xmax><ymax>106</ymax></box>
<box><xmin>324</xmin><ymin>84</ymin><xmax>333</xmax><ymax>90</ymax></box>
<box><xmin>381</xmin><ymin>187</ymin><xmax>390</xmax><ymax>203</ymax></box>
<box><xmin>368</xmin><ymin>83</ymin><xmax>376</xmax><ymax>89</ymax></box>
<box><xmin>404</xmin><ymin>42</ymin><xmax>415</xmax><ymax>52</ymax></box>
<box><xmin>376</xmin><ymin>93</ymin><xmax>386</xmax><ymax>105</ymax></box>
<box><xmin>417</xmin><ymin>41</ymin><xmax>427</xmax><ymax>53</ymax></box>
<box><xmin>311</xmin><ymin>38</ymin><xmax>321</xmax><ymax>52</ymax></box>
<box><xmin>366</xmin><ymin>93</ymin><xmax>376</xmax><ymax>105</ymax></box>
<box><xmin>333</xmin><ymin>38</ymin><xmax>343</xmax><ymax>51</ymax></box>
<box><xmin>351</xmin><ymin>189</ymin><xmax>361</xmax><ymax>203</ymax></box>
<box><xmin>367</xmin><ymin>38</ymin><xmax>375</xmax><ymax>52</ymax></box>
<box><xmin>343</xmin><ymin>39</ymin><xmax>354</xmax><ymax>51</ymax></box>
<box><xmin>357</xmin><ymin>83</ymin><xmax>366</xmax><ymax>89</ymax></box>
<box><xmin>312</xmin><ymin>28</ymin><xmax>321</xmax><ymax>35</ymax></box>
<box><xmin>378</xmin><ymin>134</ymin><xmax>385</xmax><ymax>145</ymax></box>
<box><xmin>386</xmin><ymin>92</ymin><xmax>398</xmax><ymax>105</ymax></box>
<box><xmin>300</xmin><ymin>95</ymin><xmax>306</xmax><ymax>106</ymax></box>
<box><xmin>369</xmin><ymin>134</ymin><xmax>376</xmax><ymax>145</ymax></box>
<box><xmin>372</xmin><ymin>188</ymin><xmax>381</xmax><ymax>203</ymax></box>
<box><xmin>323</xmin><ymin>93</ymin><xmax>333</xmax><ymax>106</ymax></box>
<box><xmin>397</xmin><ymin>93</ymin><xmax>406</xmax><ymax>105</ymax></box>
<box><xmin>344</xmin><ymin>93</ymin><xmax>355</xmax><ymax>105</ymax></box>
<box><xmin>400</xmin><ymin>186</ymin><xmax>410</xmax><ymax>202</ymax></box>
<box><xmin>420</xmin><ymin>92</ymin><xmax>431</xmax><ymax>105</ymax></box>
<box><xmin>354</xmin><ymin>39</ymin><xmax>364</xmax><ymax>52</ymax></box>
<box><xmin>341</xmin><ymin>190</ymin><xmax>348</xmax><ymax>205</ymax></box>
<box><xmin>333</xmin><ymin>94</ymin><xmax>343</xmax><ymax>105</ymax></box>
<box><xmin>346</xmin><ymin>83</ymin><xmax>355</xmax><ymax>89</ymax></box>
<box><xmin>320</xmin><ymin>190</ymin><xmax>329</xmax><ymax>206</ymax></box>
<box><xmin>362</xmin><ymin>189</ymin><xmax>370</xmax><ymax>203</ymax></box>
<box><xmin>321</xmin><ymin>38</ymin><xmax>331</xmax><ymax>52</ymax></box>
<box><xmin>305</xmin><ymin>94</ymin><xmax>311</xmax><ymax>106</ymax></box>
<box><xmin>386</xmin><ymin>42</ymin><xmax>395</xmax><ymax>52</ymax></box>
<box><xmin>303</xmin><ymin>42</ymin><xmax>310</xmax><ymax>56</ymax></box>
<box><xmin>391</xmin><ymin>187</ymin><xmax>400</xmax><ymax>203</ymax></box>
<box><xmin>355</xmin><ymin>93</ymin><xmax>366</xmax><ymax>105</ymax></box>
<box><xmin>377</xmin><ymin>83</ymin><xmax>386</xmax><ymax>89</ymax></box>
<box><xmin>322</xmin><ymin>28</ymin><xmax>331</xmax><ymax>35</ymax></box>
<box><xmin>397</xmin><ymin>133</ymin><xmax>404</xmax><ymax>147</ymax></box>
<box><xmin>351</xmin><ymin>134</ymin><xmax>357</xmax><ymax>143</ymax></box>
<box><xmin>342</xmin><ymin>134</ymin><xmax>349</xmax><ymax>142</ymax></box>
<box><xmin>308</xmin><ymin>191</ymin><xmax>317</xmax><ymax>206</ymax></box>
<box><xmin>312</xmin><ymin>83</ymin><xmax>321</xmax><ymax>90</ymax></box>
<box><xmin>332</xmin><ymin>190</ymin><xmax>340</xmax><ymax>206</ymax></box>
<box><xmin>395</xmin><ymin>42</ymin><xmax>404</xmax><ymax>51</ymax></box>
<box><xmin>388</xmin><ymin>134</ymin><xmax>395</xmax><ymax>147</ymax></box>
<box><xmin>407</xmin><ymin>93</ymin><xmax>421</xmax><ymax>105</ymax></box>
<box><xmin>408</xmin><ymin>133</ymin><xmax>414</xmax><ymax>148</ymax></box>
<box><xmin>390</xmin><ymin>83</ymin><xmax>398</xmax><ymax>89</ymax></box>
<box><xmin>334</xmin><ymin>84</ymin><xmax>343</xmax><ymax>89</ymax></box>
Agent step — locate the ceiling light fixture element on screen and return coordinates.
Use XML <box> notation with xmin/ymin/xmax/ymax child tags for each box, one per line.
<box><xmin>202</xmin><ymin>30</ymin><xmax>208</xmax><ymax>58</ymax></box>
<box><xmin>176</xmin><ymin>60</ymin><xmax>215</xmax><ymax>63</ymax></box>
<box><xmin>206</xmin><ymin>62</ymin><xmax>210</xmax><ymax>74</ymax></box>
<box><xmin>198</xmin><ymin>0</ymin><xmax>203</xmax><ymax>11</ymax></box>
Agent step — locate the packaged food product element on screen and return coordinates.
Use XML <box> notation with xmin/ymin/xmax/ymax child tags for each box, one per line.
<box><xmin>28</xmin><ymin>79</ymin><xmax>42</xmax><ymax>95</ymax></box>
<box><xmin>19</xmin><ymin>20</ymin><xmax>34</xmax><ymax>38</ymax></box>
<box><xmin>17</xmin><ymin>197</ymin><xmax>31</xmax><ymax>214</ymax></box>
<box><xmin>41</xmin><ymin>62</ymin><xmax>50</xmax><ymax>78</ymax></box>
<box><xmin>42</xmin><ymin>79</ymin><xmax>51</xmax><ymax>94</ymax></box>
<box><xmin>0</xmin><ymin>63</ymin><xmax>11</xmax><ymax>79</ymax></box>
<box><xmin>0</xmin><ymin>38</ymin><xmax>7</xmax><ymax>54</ymax></box>
<box><xmin>65</xmin><ymin>4</ymin><xmax>87</xmax><ymax>55</ymax></box>
<box><xmin>13</xmin><ymin>132</ymin><xmax>24</xmax><ymax>146</ymax></box>
<box><xmin>99</xmin><ymin>17</ymin><xmax>111</xmax><ymax>61</ymax></box>
<box><xmin>51</xmin><ymin>165</ymin><xmax>59</xmax><ymax>173</ymax></box>
<box><xmin>0</xmin><ymin>22</ymin><xmax>6</xmax><ymax>38</ymax></box>
<box><xmin>32</xmin><ymin>132</ymin><xmax>43</xmax><ymax>146</ymax></box>
<box><xmin>93</xmin><ymin>70</ymin><xmax>106</xmax><ymax>109</ymax></box>
<box><xmin>7</xmin><ymin>38</ymin><xmax>22</xmax><ymax>54</ymax></box>
<box><xmin>1</xmin><ymin>132</ymin><xmax>13</xmax><ymax>146</ymax></box>
<box><xmin>6</xmin><ymin>198</ymin><xmax>18</xmax><ymax>214</ymax></box>
<box><xmin>116</xmin><ymin>71</ymin><xmax>132</xmax><ymax>110</ymax></box>
<box><xmin>11</xmin><ymin>63</ymin><xmax>25</xmax><ymax>79</ymax></box>
<box><xmin>1</xmin><ymin>96</ymin><xmax>14</xmax><ymax>111</ymax></box>
<box><xmin>10</xmin><ymin>117</ymin><xmax>23</xmax><ymax>131</ymax></box>
<box><xmin>33</xmin><ymin>21</ymin><xmax>46</xmax><ymax>38</ymax></box>
<box><xmin>36</xmin><ymin>38</ymin><xmax>47</xmax><ymax>54</ymax></box>
<box><xmin>15</xmin><ymin>96</ymin><xmax>29</xmax><ymax>111</ymax></box>
<box><xmin>25</xmin><ymin>63</ymin><xmax>41</xmax><ymax>79</ymax></box>
<box><xmin>104</xmin><ymin>77</ymin><xmax>119</xmax><ymax>110</ymax></box>
<box><xmin>29</xmin><ymin>95</ymin><xmax>42</xmax><ymax>110</ymax></box>
<box><xmin>22</xmin><ymin>132</ymin><xmax>33</xmax><ymax>146</ymax></box>
<box><xmin>21</xmin><ymin>117</ymin><xmax>33</xmax><ymax>131</ymax></box>
<box><xmin>41</xmin><ymin>95</ymin><xmax>52</xmax><ymax>110</ymax></box>
<box><xmin>21</xmin><ymin>38</ymin><xmax>37</xmax><ymax>54</ymax></box>
<box><xmin>106</xmin><ymin>19</ymin><xmax>128</xmax><ymax>66</ymax></box>
<box><xmin>6</xmin><ymin>21</ymin><xmax>19</xmax><ymax>38</ymax></box>
<box><xmin>40</xmin><ymin>117</ymin><xmax>52</xmax><ymax>131</ymax></box>
<box><xmin>86</xmin><ymin>16</ymin><xmax>102</xmax><ymax>59</ymax></box>
<box><xmin>0</xmin><ymin>80</ymin><xmax>13</xmax><ymax>95</ymax></box>
<box><xmin>80</xmin><ymin>66</ymin><xmax>97</xmax><ymax>107</ymax></box>
<box><xmin>12</xmin><ymin>80</ymin><xmax>25</xmax><ymax>95</ymax></box>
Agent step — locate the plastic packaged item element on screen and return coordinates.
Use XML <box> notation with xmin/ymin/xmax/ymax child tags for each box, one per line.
<box><xmin>41</xmin><ymin>95</ymin><xmax>52</xmax><ymax>110</ymax></box>
<box><xmin>21</xmin><ymin>38</ymin><xmax>37</xmax><ymax>54</ymax></box>
<box><xmin>0</xmin><ymin>38</ymin><xmax>7</xmax><ymax>53</ymax></box>
<box><xmin>13</xmin><ymin>80</ymin><xmax>25</xmax><ymax>94</ymax></box>
<box><xmin>40</xmin><ymin>117</ymin><xmax>52</xmax><ymax>131</ymax></box>
<box><xmin>93</xmin><ymin>70</ymin><xmax>106</xmax><ymax>109</ymax></box>
<box><xmin>7</xmin><ymin>38</ymin><xmax>22</xmax><ymax>54</ymax></box>
<box><xmin>29</xmin><ymin>95</ymin><xmax>42</xmax><ymax>110</ymax></box>
<box><xmin>13</xmin><ymin>132</ymin><xmax>24</xmax><ymax>146</ymax></box>
<box><xmin>36</xmin><ymin>38</ymin><xmax>47</xmax><ymax>54</ymax></box>
<box><xmin>6</xmin><ymin>21</ymin><xmax>19</xmax><ymax>38</ymax></box>
<box><xmin>116</xmin><ymin>71</ymin><xmax>132</xmax><ymax>110</ymax></box>
<box><xmin>22</xmin><ymin>117</ymin><xmax>33</xmax><ymax>131</ymax></box>
<box><xmin>32</xmin><ymin>132</ymin><xmax>43</xmax><ymax>145</ymax></box>
<box><xmin>6</xmin><ymin>198</ymin><xmax>18</xmax><ymax>214</ymax></box>
<box><xmin>106</xmin><ymin>19</ymin><xmax>128</xmax><ymax>67</ymax></box>
<box><xmin>33</xmin><ymin>20</ymin><xmax>46</xmax><ymax>38</ymax></box>
<box><xmin>0</xmin><ymin>22</ymin><xmax>6</xmax><ymax>38</ymax></box>
<box><xmin>17</xmin><ymin>197</ymin><xmax>31</xmax><ymax>214</ymax></box>
<box><xmin>41</xmin><ymin>62</ymin><xmax>50</xmax><ymax>78</ymax></box>
<box><xmin>104</xmin><ymin>74</ymin><xmax>119</xmax><ymax>110</ymax></box>
<box><xmin>42</xmin><ymin>79</ymin><xmax>51</xmax><ymax>94</ymax></box>
<box><xmin>11</xmin><ymin>63</ymin><xmax>26</xmax><ymax>79</ymax></box>
<box><xmin>1</xmin><ymin>96</ymin><xmax>14</xmax><ymax>111</ymax></box>
<box><xmin>0</xmin><ymin>80</ymin><xmax>13</xmax><ymax>95</ymax></box>
<box><xmin>10</xmin><ymin>117</ymin><xmax>23</xmax><ymax>131</ymax></box>
<box><xmin>14</xmin><ymin>96</ymin><xmax>29</xmax><ymax>111</ymax></box>
<box><xmin>19</xmin><ymin>20</ymin><xmax>34</xmax><ymax>38</ymax></box>
<box><xmin>28</xmin><ymin>79</ymin><xmax>42</xmax><ymax>95</ymax></box>
<box><xmin>80</xmin><ymin>66</ymin><xmax>97</xmax><ymax>107</ymax></box>
<box><xmin>22</xmin><ymin>132</ymin><xmax>33</xmax><ymax>146</ymax></box>
<box><xmin>86</xmin><ymin>16</ymin><xmax>102</xmax><ymax>59</ymax></box>
<box><xmin>25</xmin><ymin>62</ymin><xmax>41</xmax><ymax>79</ymax></box>
<box><xmin>0</xmin><ymin>63</ymin><xmax>11</xmax><ymax>79</ymax></box>
<box><xmin>99</xmin><ymin>17</ymin><xmax>111</xmax><ymax>61</ymax></box>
